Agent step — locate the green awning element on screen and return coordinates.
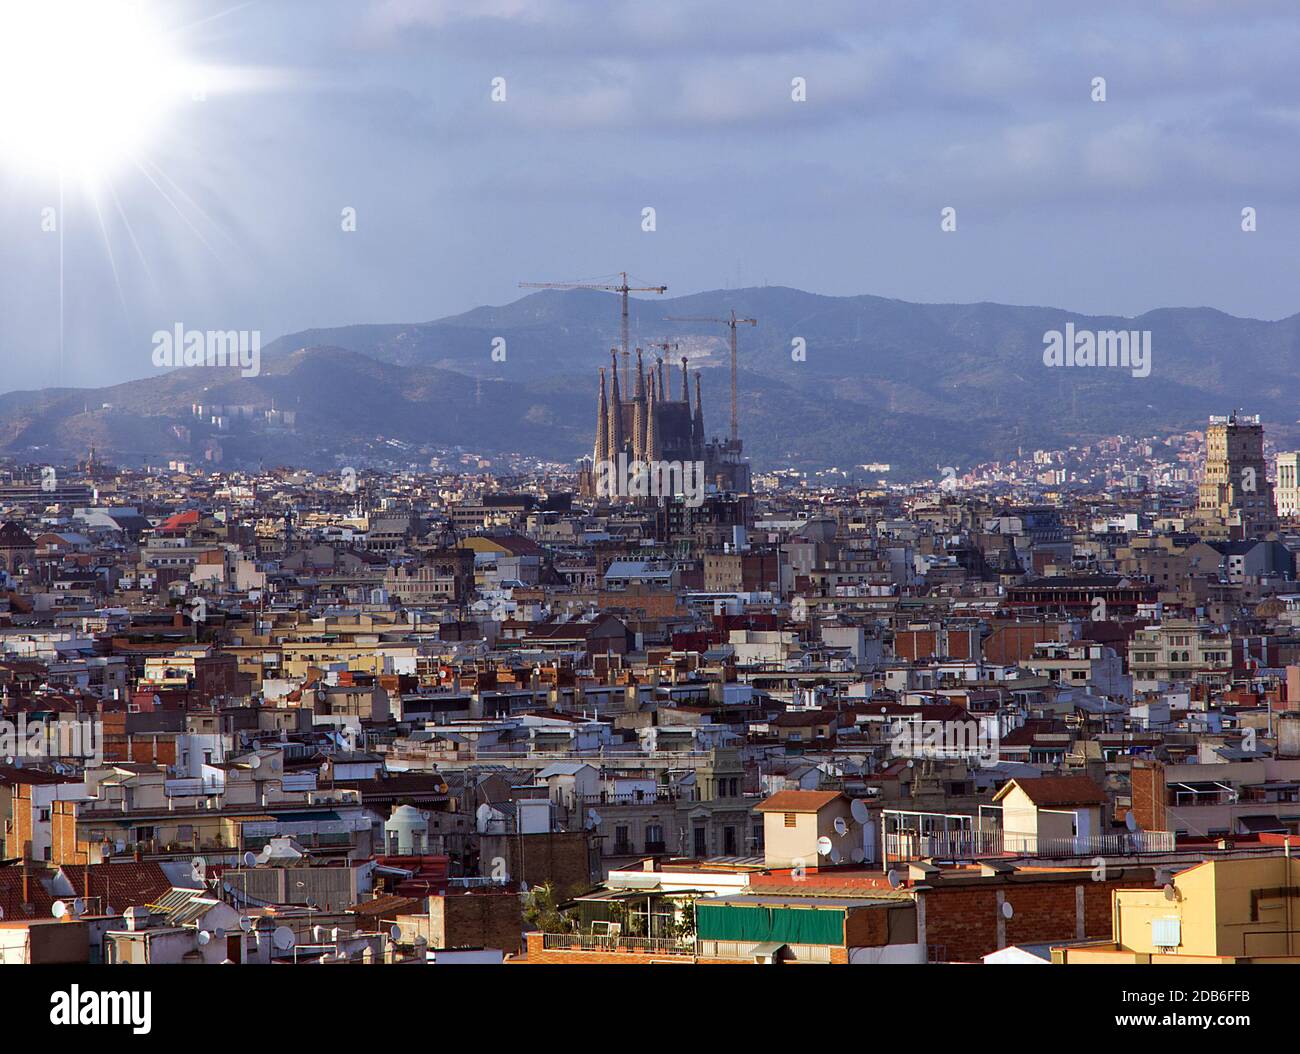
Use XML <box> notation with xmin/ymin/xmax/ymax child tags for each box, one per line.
<box><xmin>697</xmin><ymin>903</ymin><xmax>844</xmax><ymax>946</ymax></box>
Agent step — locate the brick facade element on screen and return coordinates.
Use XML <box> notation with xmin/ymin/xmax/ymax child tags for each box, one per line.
<box><xmin>920</xmin><ymin>874</ymin><xmax>1151</xmax><ymax>962</ymax></box>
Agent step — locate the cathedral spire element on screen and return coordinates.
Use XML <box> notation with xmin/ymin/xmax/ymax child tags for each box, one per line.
<box><xmin>632</xmin><ymin>348</ymin><xmax>647</xmax><ymax>463</ymax></box>
<box><xmin>607</xmin><ymin>348</ymin><xmax>624</xmax><ymax>458</ymax></box>
<box><xmin>594</xmin><ymin>367</ymin><xmax>609</xmax><ymax>465</ymax></box>
<box><xmin>645</xmin><ymin>369</ymin><xmax>660</xmax><ymax>462</ymax></box>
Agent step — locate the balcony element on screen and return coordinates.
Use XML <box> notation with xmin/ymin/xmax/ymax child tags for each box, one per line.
<box><xmin>580</xmin><ymin>789</ymin><xmax>681</xmax><ymax>807</ymax></box>
<box><xmin>541</xmin><ymin>933</ymin><xmax>695</xmax><ymax>957</ymax></box>
<box><xmin>884</xmin><ymin>828</ymin><xmax>1176</xmax><ymax>862</ymax></box>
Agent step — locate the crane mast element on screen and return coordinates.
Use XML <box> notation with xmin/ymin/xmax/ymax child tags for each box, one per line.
<box><xmin>664</xmin><ymin>309</ymin><xmax>756</xmax><ymax>444</ymax></box>
<box><xmin>520</xmin><ymin>271</ymin><xmax>667</xmax><ymax>388</ymax></box>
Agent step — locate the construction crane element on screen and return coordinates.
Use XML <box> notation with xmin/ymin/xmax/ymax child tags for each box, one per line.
<box><xmin>520</xmin><ymin>272</ymin><xmax>667</xmax><ymax>388</ymax></box>
<box><xmin>664</xmin><ymin>309</ymin><xmax>756</xmax><ymax>444</ymax></box>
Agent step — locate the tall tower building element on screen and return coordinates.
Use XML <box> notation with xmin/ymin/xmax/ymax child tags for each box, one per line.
<box><xmin>1276</xmin><ymin>451</ymin><xmax>1300</xmax><ymax>520</ymax></box>
<box><xmin>1196</xmin><ymin>413</ymin><xmax>1278</xmax><ymax>540</ymax></box>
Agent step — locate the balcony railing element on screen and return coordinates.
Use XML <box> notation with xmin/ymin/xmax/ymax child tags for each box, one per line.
<box><xmin>885</xmin><ymin>828</ymin><xmax>1176</xmax><ymax>861</ymax></box>
<box><xmin>580</xmin><ymin>790</ymin><xmax>681</xmax><ymax>807</ymax></box>
<box><xmin>541</xmin><ymin>933</ymin><xmax>695</xmax><ymax>957</ymax></box>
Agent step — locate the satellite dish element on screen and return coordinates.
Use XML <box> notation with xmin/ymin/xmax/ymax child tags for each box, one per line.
<box><xmin>197</xmin><ymin>930</ymin><xmax>211</xmax><ymax>946</ymax></box>
<box><xmin>829</xmin><ymin>848</ymin><xmax>843</xmax><ymax>865</ymax></box>
<box><xmin>191</xmin><ymin>856</ymin><xmax>207</xmax><ymax>881</ymax></box>
<box><xmin>1001</xmin><ymin>901</ymin><xmax>1014</xmax><ymax>920</ymax></box>
<box><xmin>833</xmin><ymin>817</ymin><xmax>848</xmax><ymax>837</ymax></box>
<box><xmin>586</xmin><ymin>809</ymin><xmax>602</xmax><ymax>829</ymax></box>
<box><xmin>1124</xmin><ymin>811</ymin><xmax>1140</xmax><ymax>833</ymax></box>
<box><xmin>421</xmin><ymin>811</ymin><xmax>431</xmax><ymax>821</ymax></box>
<box><xmin>850</xmin><ymin>799</ymin><xmax>870</xmax><ymax>824</ymax></box>
<box><xmin>272</xmin><ymin>926</ymin><xmax>295</xmax><ymax>950</ymax></box>
<box><xmin>312</xmin><ymin>925</ymin><xmax>324</xmax><ymax>941</ymax></box>
<box><xmin>886</xmin><ymin>869</ymin><xmax>902</xmax><ymax>889</ymax></box>
<box><xmin>850</xmin><ymin>848</ymin><xmax>865</xmax><ymax>863</ymax></box>
<box><xmin>248</xmin><ymin>754</ymin><xmax>262</xmax><ymax>769</ymax></box>
<box><xmin>816</xmin><ymin>836</ymin><xmax>833</xmax><ymax>857</ymax></box>
<box><xmin>51</xmin><ymin>901</ymin><xmax>67</xmax><ymax>919</ymax></box>
<box><xmin>239</xmin><ymin>916</ymin><xmax>252</xmax><ymax>933</ymax></box>
<box><xmin>389</xmin><ymin>924</ymin><xmax>402</xmax><ymax>942</ymax></box>
<box><xmin>72</xmin><ymin>899</ymin><xmax>84</xmax><ymax>917</ymax></box>
<box><xmin>1163</xmin><ymin>883</ymin><xmax>1179</xmax><ymax>902</ymax></box>
<box><xmin>242</xmin><ymin>851</ymin><xmax>258</xmax><ymax>867</ymax></box>
<box><xmin>214</xmin><ymin>927</ymin><xmax>226</xmax><ymax>941</ymax></box>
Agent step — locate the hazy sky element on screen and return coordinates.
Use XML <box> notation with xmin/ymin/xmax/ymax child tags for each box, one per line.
<box><xmin>2</xmin><ymin>0</ymin><xmax>1300</xmax><ymax>393</ymax></box>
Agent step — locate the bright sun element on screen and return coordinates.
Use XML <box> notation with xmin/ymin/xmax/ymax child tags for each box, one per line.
<box><xmin>0</xmin><ymin>0</ymin><xmax>198</xmax><ymax>187</ymax></box>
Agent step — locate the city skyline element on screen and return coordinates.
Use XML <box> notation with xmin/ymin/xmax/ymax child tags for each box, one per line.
<box><xmin>5</xmin><ymin>0</ymin><xmax>1300</xmax><ymax>1018</ymax></box>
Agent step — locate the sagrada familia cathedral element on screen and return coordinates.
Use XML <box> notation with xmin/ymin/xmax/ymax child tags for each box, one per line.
<box><xmin>579</xmin><ymin>347</ymin><xmax>751</xmax><ymax>499</ymax></box>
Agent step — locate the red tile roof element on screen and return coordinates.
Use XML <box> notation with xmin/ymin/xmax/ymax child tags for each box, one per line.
<box><xmin>56</xmin><ymin>862</ymin><xmax>172</xmax><ymax>911</ymax></box>
<box><xmin>0</xmin><ymin>864</ymin><xmax>56</xmax><ymax>921</ymax></box>
<box><xmin>993</xmin><ymin>776</ymin><xmax>1107</xmax><ymax>807</ymax></box>
<box><xmin>755</xmin><ymin>790</ymin><xmax>846</xmax><ymax>813</ymax></box>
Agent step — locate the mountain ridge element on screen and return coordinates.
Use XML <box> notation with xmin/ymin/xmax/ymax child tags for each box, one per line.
<box><xmin>4</xmin><ymin>286</ymin><xmax>1299</xmax><ymax>479</ymax></box>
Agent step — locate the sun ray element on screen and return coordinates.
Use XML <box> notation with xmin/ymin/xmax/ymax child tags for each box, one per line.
<box><xmin>104</xmin><ymin>178</ymin><xmax>157</xmax><ymax>293</ymax></box>
<box><xmin>128</xmin><ymin>155</ymin><xmax>225</xmax><ymax>263</ymax></box>
<box><xmin>87</xmin><ymin>187</ymin><xmax>132</xmax><ymax>320</ymax></box>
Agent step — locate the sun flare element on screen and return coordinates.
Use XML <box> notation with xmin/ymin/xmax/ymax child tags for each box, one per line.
<box><xmin>0</xmin><ymin>0</ymin><xmax>200</xmax><ymax>187</ymax></box>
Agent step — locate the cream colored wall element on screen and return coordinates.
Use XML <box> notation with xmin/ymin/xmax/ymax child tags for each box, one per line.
<box><xmin>762</xmin><ymin>810</ymin><xmax>819</xmax><ymax>868</ymax></box>
<box><xmin>1115</xmin><ymin>857</ymin><xmax>1300</xmax><ymax>959</ymax></box>
<box><xmin>761</xmin><ymin>800</ymin><xmax>858</xmax><ymax>868</ymax></box>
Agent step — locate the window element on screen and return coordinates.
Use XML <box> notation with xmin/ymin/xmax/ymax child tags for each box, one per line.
<box><xmin>784</xmin><ymin>812</ymin><xmax>797</xmax><ymax>828</ymax></box>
